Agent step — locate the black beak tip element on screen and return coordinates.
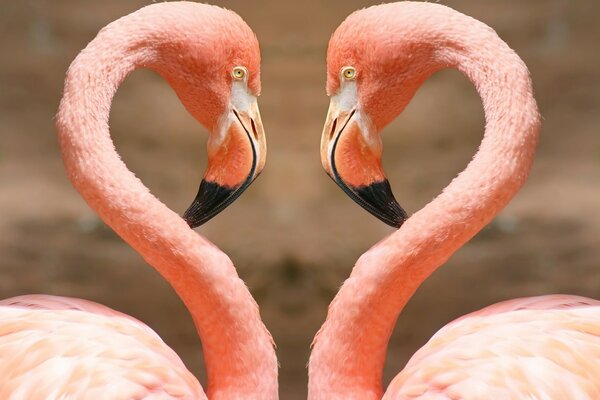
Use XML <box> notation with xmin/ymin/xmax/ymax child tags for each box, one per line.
<box><xmin>182</xmin><ymin>179</ymin><xmax>240</xmax><ymax>229</ymax></box>
<box><xmin>347</xmin><ymin>179</ymin><xmax>409</xmax><ymax>229</ymax></box>
<box><xmin>388</xmin><ymin>205</ymin><xmax>409</xmax><ymax>229</ymax></box>
<box><xmin>182</xmin><ymin>212</ymin><xmax>202</xmax><ymax>229</ymax></box>
<box><xmin>182</xmin><ymin>205</ymin><xmax>209</xmax><ymax>229</ymax></box>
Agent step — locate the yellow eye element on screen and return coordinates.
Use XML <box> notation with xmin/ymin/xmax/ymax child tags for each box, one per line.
<box><xmin>341</xmin><ymin>66</ymin><xmax>356</xmax><ymax>80</ymax></box>
<box><xmin>232</xmin><ymin>66</ymin><xmax>247</xmax><ymax>80</ymax></box>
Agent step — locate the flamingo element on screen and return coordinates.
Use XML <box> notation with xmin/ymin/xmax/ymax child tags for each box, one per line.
<box><xmin>309</xmin><ymin>2</ymin><xmax>600</xmax><ymax>399</ymax></box>
<box><xmin>0</xmin><ymin>3</ymin><xmax>277</xmax><ymax>399</ymax></box>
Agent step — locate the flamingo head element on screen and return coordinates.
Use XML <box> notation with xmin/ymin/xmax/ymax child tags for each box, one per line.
<box><xmin>155</xmin><ymin>4</ymin><xmax>267</xmax><ymax>228</ymax></box>
<box><xmin>319</xmin><ymin>4</ymin><xmax>444</xmax><ymax>227</ymax></box>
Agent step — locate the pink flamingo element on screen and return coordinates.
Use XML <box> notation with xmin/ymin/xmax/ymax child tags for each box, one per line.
<box><xmin>0</xmin><ymin>3</ymin><xmax>276</xmax><ymax>399</ymax></box>
<box><xmin>310</xmin><ymin>2</ymin><xmax>600</xmax><ymax>399</ymax></box>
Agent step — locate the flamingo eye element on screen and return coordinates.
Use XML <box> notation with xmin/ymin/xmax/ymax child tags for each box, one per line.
<box><xmin>341</xmin><ymin>66</ymin><xmax>356</xmax><ymax>80</ymax></box>
<box><xmin>232</xmin><ymin>66</ymin><xmax>247</xmax><ymax>80</ymax></box>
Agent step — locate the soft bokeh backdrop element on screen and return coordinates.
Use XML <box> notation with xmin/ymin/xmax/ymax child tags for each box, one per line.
<box><xmin>1</xmin><ymin>0</ymin><xmax>599</xmax><ymax>398</ymax></box>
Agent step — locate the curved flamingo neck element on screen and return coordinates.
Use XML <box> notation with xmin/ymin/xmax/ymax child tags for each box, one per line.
<box><xmin>55</xmin><ymin>10</ymin><xmax>277</xmax><ymax>399</ymax></box>
<box><xmin>309</xmin><ymin>8</ymin><xmax>540</xmax><ymax>399</ymax></box>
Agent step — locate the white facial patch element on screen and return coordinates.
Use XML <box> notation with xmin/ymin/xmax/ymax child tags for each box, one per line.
<box><xmin>211</xmin><ymin>81</ymin><xmax>257</xmax><ymax>148</ymax></box>
<box><xmin>231</xmin><ymin>80</ymin><xmax>254</xmax><ymax>113</ymax></box>
<box><xmin>332</xmin><ymin>80</ymin><xmax>358</xmax><ymax>112</ymax></box>
<box><xmin>327</xmin><ymin>81</ymin><xmax>378</xmax><ymax>157</ymax></box>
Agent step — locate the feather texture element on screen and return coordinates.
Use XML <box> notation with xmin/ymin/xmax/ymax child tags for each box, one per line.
<box><xmin>0</xmin><ymin>295</ymin><xmax>202</xmax><ymax>399</ymax></box>
<box><xmin>387</xmin><ymin>296</ymin><xmax>600</xmax><ymax>399</ymax></box>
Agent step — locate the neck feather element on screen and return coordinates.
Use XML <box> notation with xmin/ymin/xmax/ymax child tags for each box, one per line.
<box><xmin>309</xmin><ymin>8</ymin><xmax>540</xmax><ymax>399</ymax></box>
<box><xmin>55</xmin><ymin>11</ymin><xmax>277</xmax><ymax>399</ymax></box>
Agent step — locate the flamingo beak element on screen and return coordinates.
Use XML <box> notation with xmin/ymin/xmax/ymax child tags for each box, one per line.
<box><xmin>183</xmin><ymin>98</ymin><xmax>266</xmax><ymax>228</ymax></box>
<box><xmin>321</xmin><ymin>99</ymin><xmax>407</xmax><ymax>228</ymax></box>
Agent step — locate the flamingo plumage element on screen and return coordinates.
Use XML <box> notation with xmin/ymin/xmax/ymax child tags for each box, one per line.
<box><xmin>309</xmin><ymin>2</ymin><xmax>600</xmax><ymax>399</ymax></box>
<box><xmin>0</xmin><ymin>2</ymin><xmax>276</xmax><ymax>399</ymax></box>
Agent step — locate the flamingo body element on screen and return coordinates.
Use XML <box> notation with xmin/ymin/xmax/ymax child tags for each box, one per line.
<box><xmin>0</xmin><ymin>295</ymin><xmax>202</xmax><ymax>399</ymax></box>
<box><xmin>386</xmin><ymin>295</ymin><xmax>600</xmax><ymax>399</ymax></box>
<box><xmin>310</xmin><ymin>2</ymin><xmax>600</xmax><ymax>398</ymax></box>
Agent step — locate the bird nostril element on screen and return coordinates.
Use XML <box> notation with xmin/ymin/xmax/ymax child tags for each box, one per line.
<box><xmin>329</xmin><ymin>118</ymin><xmax>338</xmax><ymax>139</ymax></box>
<box><xmin>250</xmin><ymin>118</ymin><xmax>259</xmax><ymax>140</ymax></box>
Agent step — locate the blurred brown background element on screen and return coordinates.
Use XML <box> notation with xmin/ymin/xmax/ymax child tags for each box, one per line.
<box><xmin>0</xmin><ymin>0</ymin><xmax>599</xmax><ymax>398</ymax></box>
